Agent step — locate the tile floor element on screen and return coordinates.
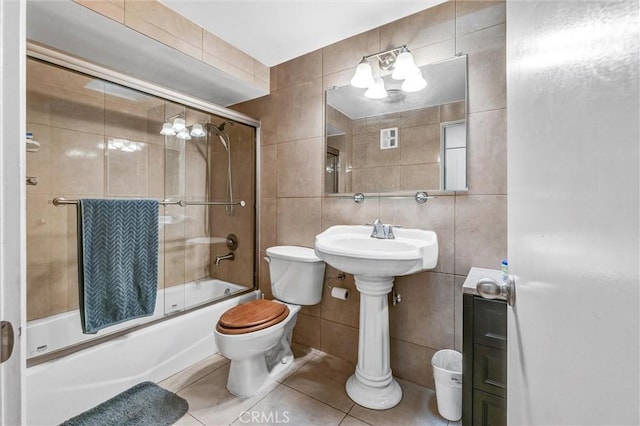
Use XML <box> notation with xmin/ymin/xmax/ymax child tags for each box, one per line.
<box><xmin>159</xmin><ymin>344</ymin><xmax>461</xmax><ymax>426</ymax></box>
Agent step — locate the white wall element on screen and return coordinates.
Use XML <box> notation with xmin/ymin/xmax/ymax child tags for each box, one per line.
<box><xmin>507</xmin><ymin>1</ymin><xmax>639</xmax><ymax>424</ymax></box>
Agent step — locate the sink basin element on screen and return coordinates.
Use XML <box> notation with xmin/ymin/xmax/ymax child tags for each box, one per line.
<box><xmin>314</xmin><ymin>225</ymin><xmax>438</xmax><ymax>277</ymax></box>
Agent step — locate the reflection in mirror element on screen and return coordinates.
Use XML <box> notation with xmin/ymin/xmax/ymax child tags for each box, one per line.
<box><xmin>325</xmin><ymin>55</ymin><xmax>467</xmax><ymax>194</ymax></box>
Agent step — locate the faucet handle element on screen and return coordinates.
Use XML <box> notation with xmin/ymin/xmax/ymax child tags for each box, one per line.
<box><xmin>385</xmin><ymin>224</ymin><xmax>403</xmax><ymax>239</ymax></box>
<box><xmin>365</xmin><ymin>219</ymin><xmax>383</xmax><ymax>226</ymax></box>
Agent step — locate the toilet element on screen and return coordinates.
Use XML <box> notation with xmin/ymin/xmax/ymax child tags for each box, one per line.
<box><xmin>214</xmin><ymin>245</ymin><xmax>325</xmax><ymax>397</ymax></box>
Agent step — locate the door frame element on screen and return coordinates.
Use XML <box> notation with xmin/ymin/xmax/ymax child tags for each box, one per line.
<box><xmin>0</xmin><ymin>0</ymin><xmax>26</xmax><ymax>424</ymax></box>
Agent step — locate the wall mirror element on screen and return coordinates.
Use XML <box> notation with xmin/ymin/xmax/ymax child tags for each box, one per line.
<box><xmin>325</xmin><ymin>55</ymin><xmax>468</xmax><ymax>194</ymax></box>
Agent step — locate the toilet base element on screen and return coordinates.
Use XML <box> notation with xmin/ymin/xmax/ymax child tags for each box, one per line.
<box><xmin>227</xmin><ymin>352</ymin><xmax>294</xmax><ymax>398</ymax></box>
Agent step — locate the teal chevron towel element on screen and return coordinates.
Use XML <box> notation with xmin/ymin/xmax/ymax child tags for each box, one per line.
<box><xmin>78</xmin><ymin>199</ymin><xmax>159</xmax><ymax>334</ymax></box>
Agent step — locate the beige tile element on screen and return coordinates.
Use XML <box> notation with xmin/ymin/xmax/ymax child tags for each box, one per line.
<box><xmin>185</xmin><ymin>146</ymin><xmax>207</xmax><ymax>200</ymax></box>
<box><xmin>27</xmin><ymin>61</ymin><xmax>105</xmax><ymax>135</ymax></box>
<box><xmin>233</xmin><ymin>94</ymin><xmax>278</xmax><ymax>136</ymax></box>
<box><xmin>456</xmin><ymin>23</ymin><xmax>506</xmax><ymax>113</ymax></box>
<box><xmin>390</xmin><ymin>272</ymin><xmax>455</xmax><ymax>349</ymax></box>
<box><xmin>440</xmin><ymin>101</ymin><xmax>466</xmax><ymax>122</ymax></box>
<box><xmin>456</xmin><ymin>0</ymin><xmax>506</xmax><ymax>38</ymax></box>
<box><xmin>378</xmin><ymin>195</ymin><xmax>455</xmax><ymax>274</ymax></box>
<box><xmin>172</xmin><ymin>413</ymin><xmax>204</xmax><ymax>425</ymax></box>
<box><xmin>276</xmin><ymin>198</ymin><xmax>321</xmax><ymax>247</ymax></box>
<box><xmin>349</xmin><ymin>378</ymin><xmax>447</xmax><ymax>426</ymax></box>
<box><xmin>400</xmin><ymin>124</ymin><xmax>441</xmax><ymax>165</ymax></box>
<box><xmin>48</xmin><ymin>128</ymin><xmax>105</xmax><ymax>196</ymax></box>
<box><xmin>277</xmin><ymin>50</ymin><xmax>322</xmax><ymax>89</ymax></box>
<box><xmin>73</xmin><ymin>0</ymin><xmax>125</xmax><ymax>23</ymax></box>
<box><xmin>277</xmin><ymin>343</ymin><xmax>320</xmax><ymax>384</ymax></box>
<box><xmin>276</xmin><ymin>138</ymin><xmax>323</xmax><ymax>197</ymax></box>
<box><xmin>466</xmin><ymin>108</ymin><xmax>507</xmax><ymax>195</ymax></box>
<box><xmin>177</xmin><ymin>364</ymin><xmax>278</xmax><ymax>426</ymax></box>
<box><xmin>321</xmin><ymin>267</ymin><xmax>360</xmax><ymax>328</ymax></box>
<box><xmin>351</xmin><ymin>167</ymin><xmax>401</xmax><ymax>193</ymax></box>
<box><xmin>400</xmin><ymin>163</ymin><xmax>441</xmax><ymax>190</ymax></box>
<box><xmin>454</xmin><ymin>195</ymin><xmax>507</xmax><ymax>275</ymax></box>
<box><xmin>380</xmin><ymin>2</ymin><xmax>455</xmax><ymax>51</ymax></box>
<box><xmin>412</xmin><ymin>39</ymin><xmax>457</xmax><ymax>68</ymax></box>
<box><xmin>292</xmin><ymin>312</ymin><xmax>321</xmax><ymax>349</ymax></box>
<box><xmin>323</xmin><ymin>68</ymin><xmax>358</xmax><ymax>92</ymax></box>
<box><xmin>284</xmin><ymin>352</ymin><xmax>355</xmax><ymax>413</ymax></box>
<box><xmin>203</xmin><ymin>30</ymin><xmax>255</xmax><ymax>77</ymax></box>
<box><xmin>147</xmin><ymin>144</ymin><xmax>165</xmax><ymax>198</ymax></box>
<box><xmin>124</xmin><ymin>0</ymin><xmax>202</xmax><ymax>60</ymax></box>
<box><xmin>232</xmin><ymin>385</ymin><xmax>346</xmax><ymax>426</ymax></box>
<box><xmin>254</xmin><ymin>61</ymin><xmax>270</xmax><ymax>87</ymax></box>
<box><xmin>159</xmin><ymin>354</ymin><xmax>229</xmax><ymax>393</ymax></box>
<box><xmin>106</xmin><ymin>138</ymin><xmax>149</xmax><ymax>197</ymax></box>
<box><xmin>454</xmin><ymin>275</ymin><xmax>466</xmax><ymax>352</ymax></box>
<box><xmin>321</xmin><ymin>196</ymin><xmax>379</xmax><ymax>231</ymax></box>
<box><xmin>277</xmin><ymin>78</ymin><xmax>323</xmax><ymax>142</ymax></box>
<box><xmin>261</xmin><ymin>144</ymin><xmax>277</xmax><ymax>198</ymax></box>
<box><xmin>339</xmin><ymin>416</ymin><xmax>371</xmax><ymax>426</ymax></box>
<box><xmin>390</xmin><ymin>337</ymin><xmax>438</xmax><ymax>390</ymax></box>
<box><xmin>105</xmin><ymin>92</ymin><xmax>164</xmax><ymax>144</ymax></box>
<box><xmin>260</xmin><ymin>198</ymin><xmax>277</xmax><ymax>251</ymax></box>
<box><xmin>203</xmin><ymin>53</ymin><xmax>255</xmax><ymax>86</ymax></box>
<box><xmin>320</xmin><ymin>320</ymin><xmax>359</xmax><ymax>366</ymax></box>
<box><xmin>323</xmin><ymin>29</ymin><xmax>380</xmax><ymax>76</ymax></box>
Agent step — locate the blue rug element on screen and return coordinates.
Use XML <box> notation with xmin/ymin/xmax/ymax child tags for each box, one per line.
<box><xmin>60</xmin><ymin>382</ymin><xmax>188</xmax><ymax>426</ymax></box>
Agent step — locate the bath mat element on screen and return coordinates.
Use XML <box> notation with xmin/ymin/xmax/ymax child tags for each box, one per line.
<box><xmin>60</xmin><ymin>381</ymin><xmax>188</xmax><ymax>426</ymax></box>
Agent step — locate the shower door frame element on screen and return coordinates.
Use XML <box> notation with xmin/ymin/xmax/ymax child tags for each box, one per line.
<box><xmin>25</xmin><ymin>42</ymin><xmax>262</xmax><ymax>351</ymax></box>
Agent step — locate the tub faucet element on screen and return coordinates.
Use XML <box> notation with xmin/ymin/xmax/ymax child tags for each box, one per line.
<box><xmin>215</xmin><ymin>252</ymin><xmax>235</xmax><ymax>265</ymax></box>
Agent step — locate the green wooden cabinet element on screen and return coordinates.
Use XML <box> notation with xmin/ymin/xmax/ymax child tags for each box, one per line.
<box><xmin>463</xmin><ymin>295</ymin><xmax>507</xmax><ymax>426</ymax></box>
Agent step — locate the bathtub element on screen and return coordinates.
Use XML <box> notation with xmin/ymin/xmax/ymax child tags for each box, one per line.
<box><xmin>26</xmin><ymin>281</ymin><xmax>259</xmax><ymax>425</ymax></box>
<box><xmin>26</xmin><ymin>278</ymin><xmax>247</xmax><ymax>358</ymax></box>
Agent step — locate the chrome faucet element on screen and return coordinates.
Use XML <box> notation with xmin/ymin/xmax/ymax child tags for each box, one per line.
<box><xmin>215</xmin><ymin>252</ymin><xmax>235</xmax><ymax>265</ymax></box>
<box><xmin>366</xmin><ymin>220</ymin><xmax>401</xmax><ymax>239</ymax></box>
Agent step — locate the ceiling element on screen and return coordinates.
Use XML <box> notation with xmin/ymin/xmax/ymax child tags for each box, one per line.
<box><xmin>160</xmin><ymin>0</ymin><xmax>448</xmax><ymax>67</ymax></box>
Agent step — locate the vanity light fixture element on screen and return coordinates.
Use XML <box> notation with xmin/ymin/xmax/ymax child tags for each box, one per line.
<box><xmin>350</xmin><ymin>45</ymin><xmax>425</xmax><ymax>98</ymax></box>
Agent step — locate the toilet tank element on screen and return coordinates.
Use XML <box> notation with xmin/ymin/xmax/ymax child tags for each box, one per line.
<box><xmin>265</xmin><ymin>246</ymin><xmax>325</xmax><ymax>305</ymax></box>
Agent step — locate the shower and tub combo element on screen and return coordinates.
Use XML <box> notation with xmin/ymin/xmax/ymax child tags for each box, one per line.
<box><xmin>25</xmin><ymin>48</ymin><xmax>259</xmax><ymax>424</ymax></box>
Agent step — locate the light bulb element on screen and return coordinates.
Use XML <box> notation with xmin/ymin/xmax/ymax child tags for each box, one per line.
<box><xmin>392</xmin><ymin>47</ymin><xmax>419</xmax><ymax>80</ymax></box>
<box><xmin>176</xmin><ymin>129</ymin><xmax>191</xmax><ymax>140</ymax></box>
<box><xmin>160</xmin><ymin>122</ymin><xmax>176</xmax><ymax>136</ymax></box>
<box><xmin>401</xmin><ymin>71</ymin><xmax>427</xmax><ymax>92</ymax></box>
<box><xmin>364</xmin><ymin>78</ymin><xmax>387</xmax><ymax>99</ymax></box>
<box><xmin>172</xmin><ymin>118</ymin><xmax>186</xmax><ymax>132</ymax></box>
<box><xmin>190</xmin><ymin>123</ymin><xmax>206</xmax><ymax>137</ymax></box>
<box><xmin>350</xmin><ymin>58</ymin><xmax>375</xmax><ymax>88</ymax></box>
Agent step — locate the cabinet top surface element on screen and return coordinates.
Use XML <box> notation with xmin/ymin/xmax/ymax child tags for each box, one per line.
<box><xmin>462</xmin><ymin>267</ymin><xmax>507</xmax><ymax>301</ymax></box>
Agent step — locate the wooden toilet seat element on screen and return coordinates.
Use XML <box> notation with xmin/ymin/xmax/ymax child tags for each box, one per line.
<box><xmin>216</xmin><ymin>300</ymin><xmax>290</xmax><ymax>335</ymax></box>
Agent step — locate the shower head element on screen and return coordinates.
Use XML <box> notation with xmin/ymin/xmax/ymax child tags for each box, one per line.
<box><xmin>205</xmin><ymin>122</ymin><xmax>234</xmax><ymax>152</ymax></box>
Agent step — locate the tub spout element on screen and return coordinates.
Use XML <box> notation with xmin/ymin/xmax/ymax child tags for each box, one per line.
<box><xmin>215</xmin><ymin>252</ymin><xmax>235</xmax><ymax>265</ymax></box>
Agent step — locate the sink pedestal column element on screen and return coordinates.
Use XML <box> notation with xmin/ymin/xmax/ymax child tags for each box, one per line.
<box><xmin>346</xmin><ymin>275</ymin><xmax>402</xmax><ymax>410</ymax></box>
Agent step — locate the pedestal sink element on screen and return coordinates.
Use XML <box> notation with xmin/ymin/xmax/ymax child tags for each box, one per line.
<box><xmin>315</xmin><ymin>225</ymin><xmax>438</xmax><ymax>410</ymax></box>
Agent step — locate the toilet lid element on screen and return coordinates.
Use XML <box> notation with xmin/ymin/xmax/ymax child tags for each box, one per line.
<box><xmin>216</xmin><ymin>300</ymin><xmax>290</xmax><ymax>335</ymax></box>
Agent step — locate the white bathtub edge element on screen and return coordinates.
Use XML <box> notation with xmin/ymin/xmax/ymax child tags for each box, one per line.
<box><xmin>26</xmin><ymin>290</ymin><xmax>259</xmax><ymax>426</ymax></box>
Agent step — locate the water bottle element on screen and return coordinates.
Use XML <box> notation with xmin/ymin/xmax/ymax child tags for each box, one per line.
<box><xmin>501</xmin><ymin>259</ymin><xmax>508</xmax><ymax>282</ymax></box>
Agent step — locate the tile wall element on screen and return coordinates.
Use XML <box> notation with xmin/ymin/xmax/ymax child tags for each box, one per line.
<box><xmin>233</xmin><ymin>0</ymin><xmax>506</xmax><ymax>390</ymax></box>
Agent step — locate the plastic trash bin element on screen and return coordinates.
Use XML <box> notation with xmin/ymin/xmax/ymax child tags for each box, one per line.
<box><xmin>431</xmin><ymin>349</ymin><xmax>463</xmax><ymax>421</ymax></box>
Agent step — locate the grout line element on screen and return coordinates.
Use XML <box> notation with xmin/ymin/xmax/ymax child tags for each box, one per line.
<box><xmin>280</xmin><ymin>381</ymin><xmax>354</xmax><ymax>415</ymax></box>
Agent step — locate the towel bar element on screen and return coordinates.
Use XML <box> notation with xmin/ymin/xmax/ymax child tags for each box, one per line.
<box><xmin>52</xmin><ymin>197</ymin><xmax>246</xmax><ymax>207</ymax></box>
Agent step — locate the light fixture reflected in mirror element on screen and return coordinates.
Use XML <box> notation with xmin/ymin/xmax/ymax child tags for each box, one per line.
<box><xmin>160</xmin><ymin>117</ymin><xmax>207</xmax><ymax>140</ymax></box>
<box><xmin>365</xmin><ymin>78</ymin><xmax>388</xmax><ymax>99</ymax></box>
<box><xmin>350</xmin><ymin>45</ymin><xmax>425</xmax><ymax>98</ymax></box>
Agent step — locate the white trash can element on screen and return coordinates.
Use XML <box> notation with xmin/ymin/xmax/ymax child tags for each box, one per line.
<box><xmin>431</xmin><ymin>349</ymin><xmax>463</xmax><ymax>421</ymax></box>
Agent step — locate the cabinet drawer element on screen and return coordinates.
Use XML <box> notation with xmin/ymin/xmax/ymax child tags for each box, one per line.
<box><xmin>473</xmin><ymin>390</ymin><xmax>507</xmax><ymax>426</ymax></box>
<box><xmin>473</xmin><ymin>298</ymin><xmax>507</xmax><ymax>350</ymax></box>
<box><xmin>473</xmin><ymin>344</ymin><xmax>507</xmax><ymax>398</ymax></box>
